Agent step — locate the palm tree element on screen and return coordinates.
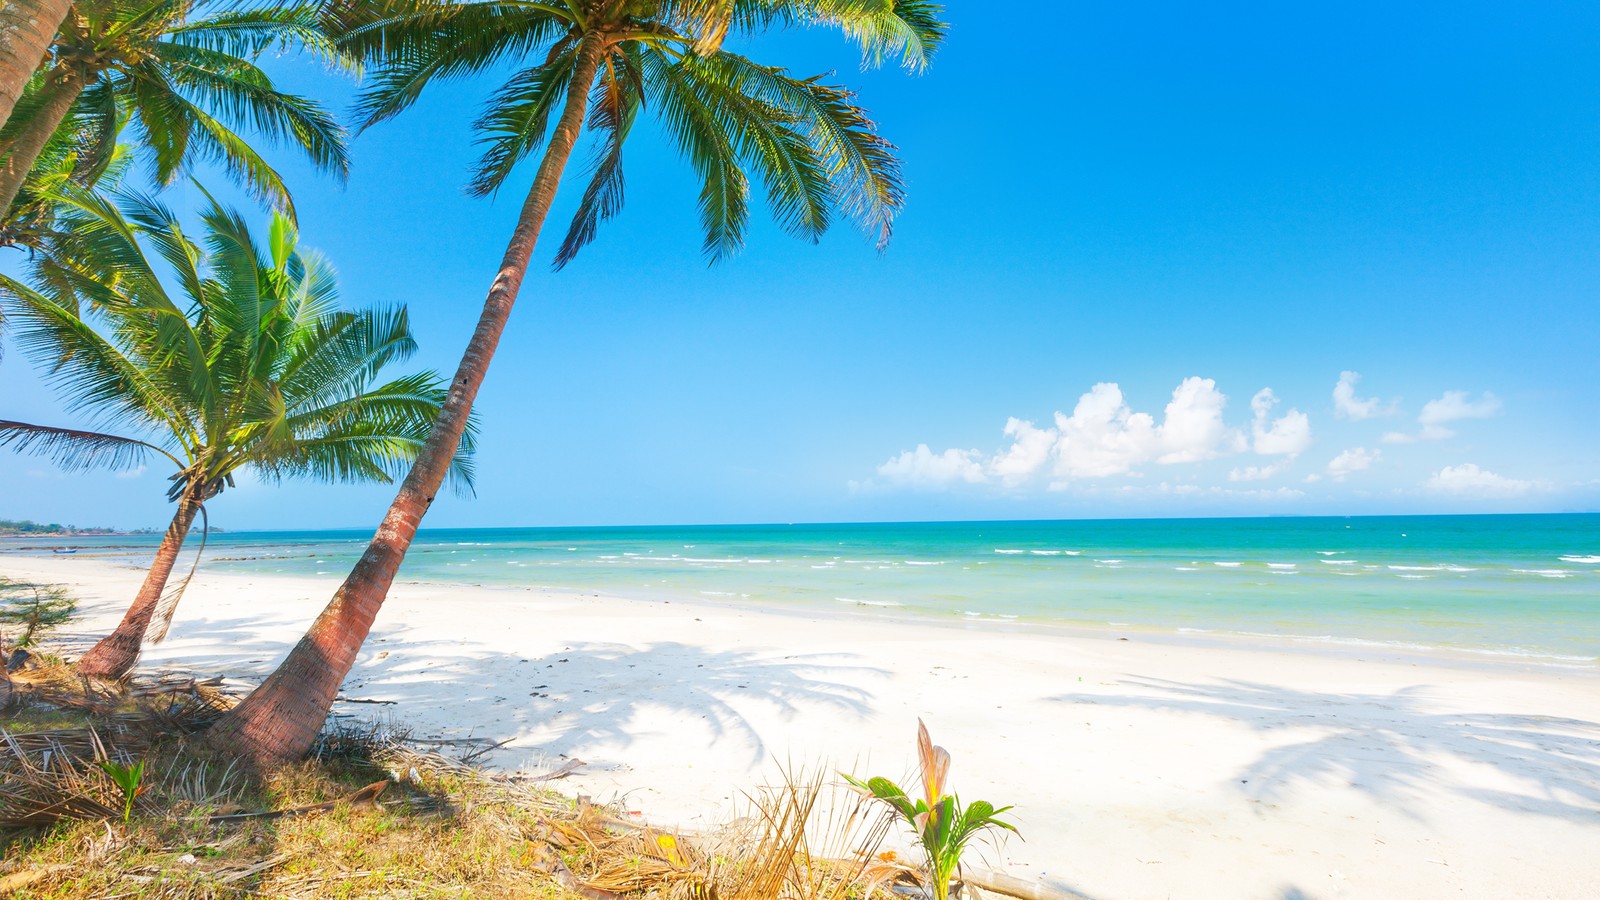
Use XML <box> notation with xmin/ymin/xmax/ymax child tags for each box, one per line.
<box><xmin>0</xmin><ymin>0</ymin><xmax>348</xmax><ymax>219</ymax></box>
<box><xmin>0</xmin><ymin>186</ymin><xmax>476</xmax><ymax>680</ymax></box>
<box><xmin>0</xmin><ymin>0</ymin><xmax>75</xmax><ymax>131</ymax></box>
<box><xmin>206</xmin><ymin>0</ymin><xmax>944</xmax><ymax>764</ymax></box>
<box><xmin>0</xmin><ymin>68</ymin><xmax>127</xmax><ymax>253</ymax></box>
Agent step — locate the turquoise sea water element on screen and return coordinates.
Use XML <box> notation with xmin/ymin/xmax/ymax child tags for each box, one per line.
<box><xmin>6</xmin><ymin>514</ymin><xmax>1597</xmax><ymax>665</ymax></box>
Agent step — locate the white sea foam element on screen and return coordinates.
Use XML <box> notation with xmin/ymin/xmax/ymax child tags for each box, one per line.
<box><xmin>1214</xmin><ymin>562</ymin><xmax>1242</xmax><ymax>568</ymax></box>
<box><xmin>1317</xmin><ymin>551</ymin><xmax>1341</xmax><ymax>556</ymax></box>
<box><xmin>904</xmin><ymin>560</ymin><xmax>944</xmax><ymax>566</ymax></box>
<box><xmin>1267</xmin><ymin>563</ymin><xmax>1297</xmax><ymax>569</ymax></box>
<box><xmin>1030</xmin><ymin>550</ymin><xmax>1062</xmax><ymax>556</ymax></box>
<box><xmin>1398</xmin><ymin>574</ymin><xmax>1430</xmax><ymax>580</ymax></box>
<box><xmin>1174</xmin><ymin>566</ymin><xmax>1199</xmax><ymax>571</ymax></box>
<box><xmin>1559</xmin><ymin>555</ymin><xmax>1600</xmax><ymax>564</ymax></box>
<box><xmin>994</xmin><ymin>549</ymin><xmax>1024</xmax><ymax>555</ymax></box>
<box><xmin>1321</xmin><ymin>559</ymin><xmax>1357</xmax><ymax>565</ymax></box>
<box><xmin>1268</xmin><ymin>570</ymin><xmax>1299</xmax><ymax>576</ymax></box>
<box><xmin>1389</xmin><ymin>565</ymin><xmax>1443</xmax><ymax>571</ymax></box>
<box><xmin>1097</xmin><ymin>559</ymin><xmax>1124</xmax><ymax>564</ymax></box>
<box><xmin>1514</xmin><ymin>569</ymin><xmax>1572</xmax><ymax>578</ymax></box>
<box><xmin>837</xmin><ymin>597</ymin><xmax>901</xmax><ymax>607</ymax></box>
<box><xmin>1443</xmin><ymin>566</ymin><xmax>1477</xmax><ymax>572</ymax></box>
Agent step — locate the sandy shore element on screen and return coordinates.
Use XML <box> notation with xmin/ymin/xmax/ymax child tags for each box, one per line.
<box><xmin>4</xmin><ymin>554</ymin><xmax>1598</xmax><ymax>899</ymax></box>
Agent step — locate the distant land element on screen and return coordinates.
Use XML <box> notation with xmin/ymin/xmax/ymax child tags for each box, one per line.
<box><xmin>0</xmin><ymin>518</ymin><xmax>155</xmax><ymax>536</ymax></box>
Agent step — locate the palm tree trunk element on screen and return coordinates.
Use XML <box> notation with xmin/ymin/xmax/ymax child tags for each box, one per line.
<box><xmin>0</xmin><ymin>0</ymin><xmax>72</xmax><ymax>133</ymax></box>
<box><xmin>0</xmin><ymin>63</ymin><xmax>84</xmax><ymax>215</ymax></box>
<box><xmin>76</xmin><ymin>482</ymin><xmax>202</xmax><ymax>680</ymax></box>
<box><xmin>206</xmin><ymin>34</ymin><xmax>608</xmax><ymax>766</ymax></box>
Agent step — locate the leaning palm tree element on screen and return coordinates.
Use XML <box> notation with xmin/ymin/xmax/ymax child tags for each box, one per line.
<box><xmin>0</xmin><ymin>0</ymin><xmax>348</xmax><ymax>218</ymax></box>
<box><xmin>0</xmin><ymin>0</ymin><xmax>75</xmax><ymax>131</ymax></box>
<box><xmin>207</xmin><ymin>0</ymin><xmax>944</xmax><ymax>764</ymax></box>
<box><xmin>0</xmin><ymin>186</ymin><xmax>475</xmax><ymax>680</ymax></box>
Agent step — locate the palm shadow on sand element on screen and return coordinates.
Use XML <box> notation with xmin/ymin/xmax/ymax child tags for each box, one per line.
<box><xmin>1050</xmin><ymin>677</ymin><xmax>1600</xmax><ymax>823</ymax></box>
<box><xmin>146</xmin><ymin>615</ymin><xmax>884</xmax><ymax>767</ymax></box>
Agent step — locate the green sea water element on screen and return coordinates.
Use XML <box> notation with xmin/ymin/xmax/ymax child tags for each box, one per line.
<box><xmin>7</xmin><ymin>514</ymin><xmax>1597</xmax><ymax>665</ymax></box>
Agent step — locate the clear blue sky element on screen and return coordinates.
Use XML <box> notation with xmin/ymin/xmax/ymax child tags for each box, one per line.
<box><xmin>4</xmin><ymin>1</ymin><xmax>1598</xmax><ymax>530</ymax></box>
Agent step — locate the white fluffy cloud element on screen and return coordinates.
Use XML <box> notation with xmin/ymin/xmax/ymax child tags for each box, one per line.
<box><xmin>1325</xmin><ymin>447</ymin><xmax>1380</xmax><ymax>481</ymax></box>
<box><xmin>1050</xmin><ymin>383</ymin><xmax>1159</xmax><ymax>478</ymax></box>
<box><xmin>1044</xmin><ymin>378</ymin><xmax>1245</xmax><ymax>482</ymax></box>
<box><xmin>872</xmin><ymin>377</ymin><xmax>1265</xmax><ymax>490</ymax></box>
<box><xmin>1249</xmin><ymin>389</ymin><xmax>1312</xmax><ymax>457</ymax></box>
<box><xmin>1425</xmin><ymin>463</ymin><xmax>1534</xmax><ymax>498</ymax></box>
<box><xmin>1155</xmin><ymin>377</ymin><xmax>1246</xmax><ymax>464</ymax></box>
<box><xmin>1384</xmin><ymin>390</ymin><xmax>1501</xmax><ymax>443</ymax></box>
<box><xmin>990</xmin><ymin>417</ymin><xmax>1055</xmax><ymax>484</ymax></box>
<box><xmin>1332</xmin><ymin>371</ymin><xmax>1393</xmax><ymax>420</ymax></box>
<box><xmin>875</xmin><ymin>445</ymin><xmax>986</xmax><ymax>488</ymax></box>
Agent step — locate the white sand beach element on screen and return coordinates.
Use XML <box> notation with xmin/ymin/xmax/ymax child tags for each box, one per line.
<box><xmin>6</xmin><ymin>554</ymin><xmax>1598</xmax><ymax>899</ymax></box>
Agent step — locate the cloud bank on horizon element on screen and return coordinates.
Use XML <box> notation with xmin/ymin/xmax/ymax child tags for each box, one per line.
<box><xmin>862</xmin><ymin>372</ymin><xmax>1555</xmax><ymax>505</ymax></box>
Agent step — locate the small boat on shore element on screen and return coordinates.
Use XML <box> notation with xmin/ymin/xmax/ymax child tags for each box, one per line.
<box><xmin>51</xmin><ymin>548</ymin><xmax>78</xmax><ymax>555</ymax></box>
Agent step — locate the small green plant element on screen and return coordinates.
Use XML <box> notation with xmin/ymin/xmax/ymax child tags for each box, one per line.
<box><xmin>844</xmin><ymin>720</ymin><xmax>1017</xmax><ymax>900</ymax></box>
<box><xmin>0</xmin><ymin>577</ymin><xmax>78</xmax><ymax>648</ymax></box>
<box><xmin>99</xmin><ymin>758</ymin><xmax>148</xmax><ymax>824</ymax></box>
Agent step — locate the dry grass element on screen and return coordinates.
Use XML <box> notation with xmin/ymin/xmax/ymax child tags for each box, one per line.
<box><xmin>0</xmin><ymin>659</ymin><xmax>918</xmax><ymax>899</ymax></box>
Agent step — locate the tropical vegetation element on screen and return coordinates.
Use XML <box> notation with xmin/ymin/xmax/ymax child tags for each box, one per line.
<box><xmin>0</xmin><ymin>0</ymin><xmax>349</xmax><ymax>220</ymax></box>
<box><xmin>0</xmin><ymin>187</ymin><xmax>475</xmax><ymax>680</ymax></box>
<box><xmin>845</xmin><ymin>720</ymin><xmax>1019</xmax><ymax>900</ymax></box>
<box><xmin>207</xmin><ymin>0</ymin><xmax>946</xmax><ymax>766</ymax></box>
<box><xmin>0</xmin><ymin>2</ymin><xmax>971</xmax><ymax>887</ymax></box>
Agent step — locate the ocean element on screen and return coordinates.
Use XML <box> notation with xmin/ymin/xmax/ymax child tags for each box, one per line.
<box><xmin>6</xmin><ymin>514</ymin><xmax>1597</xmax><ymax>665</ymax></box>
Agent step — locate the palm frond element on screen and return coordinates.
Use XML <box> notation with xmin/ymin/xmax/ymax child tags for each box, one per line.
<box><xmin>639</xmin><ymin>47</ymin><xmax>750</xmax><ymax>260</ymax></box>
<box><xmin>0</xmin><ymin>420</ymin><xmax>177</xmax><ymax>472</ymax></box>
<box><xmin>346</xmin><ymin>1</ymin><xmax>571</xmax><ymax>129</ymax></box>
<box><xmin>468</xmin><ymin>44</ymin><xmax>578</xmax><ymax>196</ymax></box>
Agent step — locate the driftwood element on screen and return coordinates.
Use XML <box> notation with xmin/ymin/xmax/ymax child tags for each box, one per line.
<box><xmin>514</xmin><ymin>758</ymin><xmax>585</xmax><ymax>783</ymax></box>
<box><xmin>965</xmin><ymin>868</ymin><xmax>1090</xmax><ymax>900</ymax></box>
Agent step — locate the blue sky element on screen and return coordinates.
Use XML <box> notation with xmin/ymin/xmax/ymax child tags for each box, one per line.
<box><xmin>3</xmin><ymin>1</ymin><xmax>1598</xmax><ymax>530</ymax></box>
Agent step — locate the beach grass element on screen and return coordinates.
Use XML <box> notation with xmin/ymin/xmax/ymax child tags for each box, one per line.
<box><xmin>0</xmin><ymin>658</ymin><xmax>922</xmax><ymax>899</ymax></box>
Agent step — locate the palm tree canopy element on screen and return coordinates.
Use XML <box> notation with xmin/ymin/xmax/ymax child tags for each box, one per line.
<box><xmin>1</xmin><ymin>0</ymin><xmax>351</xmax><ymax>219</ymax></box>
<box><xmin>334</xmin><ymin>0</ymin><xmax>944</xmax><ymax>266</ymax></box>
<box><xmin>0</xmin><ymin>69</ymin><xmax>132</xmax><ymax>252</ymax></box>
<box><xmin>0</xmin><ymin>186</ymin><xmax>476</xmax><ymax>499</ymax></box>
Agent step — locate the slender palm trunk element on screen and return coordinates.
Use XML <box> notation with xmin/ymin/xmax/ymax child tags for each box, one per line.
<box><xmin>0</xmin><ymin>63</ymin><xmax>84</xmax><ymax>215</ymax></box>
<box><xmin>76</xmin><ymin>483</ymin><xmax>202</xmax><ymax>680</ymax></box>
<box><xmin>0</xmin><ymin>0</ymin><xmax>73</xmax><ymax>133</ymax></box>
<box><xmin>206</xmin><ymin>35</ymin><xmax>607</xmax><ymax>765</ymax></box>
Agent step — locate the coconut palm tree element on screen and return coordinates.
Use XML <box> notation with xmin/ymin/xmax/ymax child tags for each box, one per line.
<box><xmin>206</xmin><ymin>0</ymin><xmax>944</xmax><ymax>764</ymax></box>
<box><xmin>0</xmin><ymin>186</ymin><xmax>476</xmax><ymax>680</ymax></box>
<box><xmin>0</xmin><ymin>0</ymin><xmax>348</xmax><ymax>219</ymax></box>
<box><xmin>0</xmin><ymin>69</ymin><xmax>127</xmax><ymax>253</ymax></box>
<box><xmin>0</xmin><ymin>0</ymin><xmax>75</xmax><ymax>131</ymax></box>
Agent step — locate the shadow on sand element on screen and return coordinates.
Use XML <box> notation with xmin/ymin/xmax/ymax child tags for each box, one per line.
<box><xmin>1049</xmin><ymin>677</ymin><xmax>1600</xmax><ymax>822</ymax></box>
<box><xmin>148</xmin><ymin>615</ymin><xmax>884</xmax><ymax>767</ymax></box>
